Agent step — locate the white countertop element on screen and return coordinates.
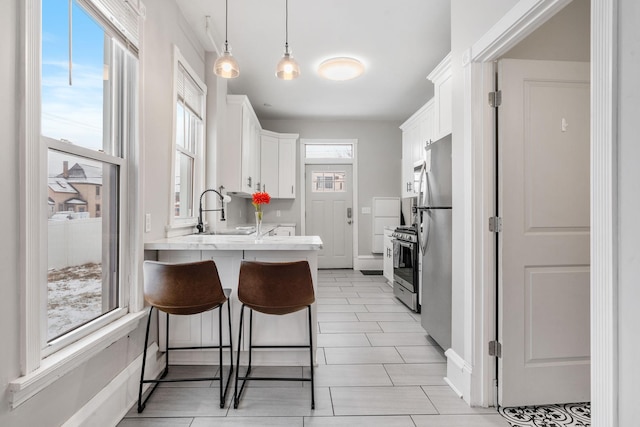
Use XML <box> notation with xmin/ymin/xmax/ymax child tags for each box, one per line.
<box><xmin>145</xmin><ymin>234</ymin><xmax>322</xmax><ymax>251</ymax></box>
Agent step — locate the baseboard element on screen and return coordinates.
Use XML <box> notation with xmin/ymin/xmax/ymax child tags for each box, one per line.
<box><xmin>445</xmin><ymin>348</ymin><xmax>473</xmax><ymax>404</ymax></box>
<box><xmin>62</xmin><ymin>342</ymin><xmax>165</xmax><ymax>427</ymax></box>
<box><xmin>353</xmin><ymin>255</ymin><xmax>383</xmax><ymax>271</ymax></box>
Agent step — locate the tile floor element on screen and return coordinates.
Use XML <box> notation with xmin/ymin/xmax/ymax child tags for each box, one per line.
<box><xmin>119</xmin><ymin>269</ymin><xmax>507</xmax><ymax>427</ymax></box>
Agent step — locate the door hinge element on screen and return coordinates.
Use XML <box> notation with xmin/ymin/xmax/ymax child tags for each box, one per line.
<box><xmin>488</xmin><ymin>216</ymin><xmax>502</xmax><ymax>233</ymax></box>
<box><xmin>488</xmin><ymin>90</ymin><xmax>502</xmax><ymax>108</ymax></box>
<box><xmin>489</xmin><ymin>340</ymin><xmax>502</xmax><ymax>358</ymax></box>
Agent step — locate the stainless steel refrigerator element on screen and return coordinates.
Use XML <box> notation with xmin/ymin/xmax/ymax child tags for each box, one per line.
<box><xmin>416</xmin><ymin>135</ymin><xmax>452</xmax><ymax>350</ymax></box>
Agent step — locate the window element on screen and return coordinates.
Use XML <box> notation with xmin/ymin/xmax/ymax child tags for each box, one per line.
<box><xmin>312</xmin><ymin>172</ymin><xmax>347</xmax><ymax>192</ymax></box>
<box><xmin>305</xmin><ymin>144</ymin><xmax>353</xmax><ymax>159</ymax></box>
<box><xmin>40</xmin><ymin>0</ymin><xmax>137</xmax><ymax>352</ymax></box>
<box><xmin>170</xmin><ymin>49</ymin><xmax>206</xmax><ymax>228</ymax></box>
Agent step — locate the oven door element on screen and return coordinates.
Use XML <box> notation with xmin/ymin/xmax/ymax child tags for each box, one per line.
<box><xmin>392</xmin><ymin>239</ymin><xmax>417</xmax><ymax>293</ymax></box>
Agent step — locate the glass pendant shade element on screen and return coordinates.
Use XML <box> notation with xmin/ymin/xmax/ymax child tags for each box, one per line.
<box><xmin>214</xmin><ymin>50</ymin><xmax>240</xmax><ymax>78</ymax></box>
<box><xmin>276</xmin><ymin>52</ymin><xmax>300</xmax><ymax>80</ymax></box>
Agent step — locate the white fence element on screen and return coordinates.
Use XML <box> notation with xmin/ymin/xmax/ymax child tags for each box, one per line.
<box><xmin>48</xmin><ymin>218</ymin><xmax>102</xmax><ymax>270</ymax></box>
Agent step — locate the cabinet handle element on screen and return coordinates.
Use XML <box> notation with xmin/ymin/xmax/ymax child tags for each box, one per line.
<box><xmin>248</xmin><ymin>177</ymin><xmax>252</xmax><ymax>187</ymax></box>
<box><xmin>291</xmin><ymin>185</ymin><xmax>294</xmax><ymax>194</ymax></box>
<box><xmin>263</xmin><ymin>184</ymin><xmax>266</xmax><ymax>192</ymax></box>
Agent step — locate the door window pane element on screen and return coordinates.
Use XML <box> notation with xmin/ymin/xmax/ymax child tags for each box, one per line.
<box><xmin>312</xmin><ymin>172</ymin><xmax>346</xmax><ymax>192</ymax></box>
<box><xmin>47</xmin><ymin>150</ymin><xmax>119</xmax><ymax>341</ymax></box>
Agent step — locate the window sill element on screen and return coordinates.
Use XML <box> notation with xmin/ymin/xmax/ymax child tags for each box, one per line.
<box><xmin>165</xmin><ymin>220</ymin><xmax>197</xmax><ymax>238</ymax></box>
<box><xmin>9</xmin><ymin>310</ymin><xmax>147</xmax><ymax>409</ymax></box>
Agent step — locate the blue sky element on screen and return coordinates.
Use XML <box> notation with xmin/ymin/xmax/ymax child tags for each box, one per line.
<box><xmin>42</xmin><ymin>1</ymin><xmax>106</xmax><ymax>154</ymax></box>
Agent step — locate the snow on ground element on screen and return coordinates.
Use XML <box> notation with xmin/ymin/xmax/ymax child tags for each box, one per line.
<box><xmin>48</xmin><ymin>263</ymin><xmax>103</xmax><ymax>340</ymax></box>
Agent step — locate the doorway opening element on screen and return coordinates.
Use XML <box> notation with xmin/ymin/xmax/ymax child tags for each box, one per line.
<box><xmin>300</xmin><ymin>139</ymin><xmax>358</xmax><ymax>269</ymax></box>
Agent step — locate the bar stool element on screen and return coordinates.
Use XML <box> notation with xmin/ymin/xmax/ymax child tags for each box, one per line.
<box><xmin>138</xmin><ymin>260</ymin><xmax>234</xmax><ymax>412</ymax></box>
<box><xmin>233</xmin><ymin>260</ymin><xmax>316</xmax><ymax>409</ymax></box>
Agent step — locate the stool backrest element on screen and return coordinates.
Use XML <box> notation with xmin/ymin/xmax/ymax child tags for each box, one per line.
<box><xmin>238</xmin><ymin>260</ymin><xmax>315</xmax><ymax>315</ymax></box>
<box><xmin>143</xmin><ymin>260</ymin><xmax>226</xmax><ymax>315</ymax></box>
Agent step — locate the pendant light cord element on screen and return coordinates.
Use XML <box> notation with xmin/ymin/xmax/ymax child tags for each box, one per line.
<box><xmin>284</xmin><ymin>0</ymin><xmax>289</xmax><ymax>53</ymax></box>
<box><xmin>224</xmin><ymin>0</ymin><xmax>229</xmax><ymax>51</ymax></box>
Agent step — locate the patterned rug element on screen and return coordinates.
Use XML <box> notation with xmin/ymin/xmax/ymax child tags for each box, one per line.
<box><xmin>499</xmin><ymin>402</ymin><xmax>590</xmax><ymax>427</ymax></box>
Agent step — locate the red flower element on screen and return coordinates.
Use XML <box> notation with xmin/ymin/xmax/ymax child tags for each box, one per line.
<box><xmin>252</xmin><ymin>192</ymin><xmax>271</xmax><ymax>210</ymax></box>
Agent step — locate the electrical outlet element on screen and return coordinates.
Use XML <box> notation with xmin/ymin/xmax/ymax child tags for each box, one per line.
<box><xmin>276</xmin><ymin>210</ymin><xmax>281</xmax><ymax>217</ymax></box>
<box><xmin>145</xmin><ymin>213</ymin><xmax>151</xmax><ymax>232</ymax></box>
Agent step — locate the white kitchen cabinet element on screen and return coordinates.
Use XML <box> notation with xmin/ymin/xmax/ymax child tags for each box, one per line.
<box><xmin>260</xmin><ymin>130</ymin><xmax>298</xmax><ymax>199</ymax></box>
<box><xmin>427</xmin><ymin>52</ymin><xmax>452</xmax><ymax>141</ymax></box>
<box><xmin>383</xmin><ymin>228</ymin><xmax>394</xmax><ymax>284</ymax></box>
<box><xmin>219</xmin><ymin>95</ymin><xmax>261</xmax><ymax>195</ymax></box>
<box><xmin>400</xmin><ymin>99</ymin><xmax>433</xmax><ymax>198</ymax></box>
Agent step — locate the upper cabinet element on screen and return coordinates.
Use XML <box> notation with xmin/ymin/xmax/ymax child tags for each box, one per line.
<box><xmin>400</xmin><ymin>99</ymin><xmax>433</xmax><ymax>198</ymax></box>
<box><xmin>427</xmin><ymin>52</ymin><xmax>452</xmax><ymax>141</ymax></box>
<box><xmin>219</xmin><ymin>95</ymin><xmax>261</xmax><ymax>195</ymax></box>
<box><xmin>260</xmin><ymin>130</ymin><xmax>298</xmax><ymax>199</ymax></box>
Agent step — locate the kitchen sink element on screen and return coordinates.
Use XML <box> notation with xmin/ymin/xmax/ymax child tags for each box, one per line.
<box><xmin>206</xmin><ymin>227</ymin><xmax>255</xmax><ymax>235</ymax></box>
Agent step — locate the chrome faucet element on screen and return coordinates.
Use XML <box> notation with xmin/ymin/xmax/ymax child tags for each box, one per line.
<box><xmin>197</xmin><ymin>187</ymin><xmax>232</xmax><ymax>233</ymax></box>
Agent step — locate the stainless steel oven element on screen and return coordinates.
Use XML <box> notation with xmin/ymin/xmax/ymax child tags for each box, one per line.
<box><xmin>391</xmin><ymin>226</ymin><xmax>420</xmax><ymax>312</ymax></box>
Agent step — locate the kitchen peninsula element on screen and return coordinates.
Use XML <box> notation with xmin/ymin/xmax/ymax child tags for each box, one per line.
<box><xmin>144</xmin><ymin>234</ymin><xmax>323</xmax><ymax>366</ymax></box>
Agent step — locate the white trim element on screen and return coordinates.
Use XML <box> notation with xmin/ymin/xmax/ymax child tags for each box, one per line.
<box><xmin>445</xmin><ymin>348</ymin><xmax>472</xmax><ymax>401</ymax></box>
<box><xmin>9</xmin><ymin>311</ymin><xmax>146</xmax><ymax>408</ymax></box>
<box><xmin>465</xmin><ymin>0</ymin><xmax>591</xmax><ymax>409</ymax></box>
<box><xmin>20</xmin><ymin>0</ymin><xmax>45</xmax><ymax>375</ymax></box>
<box><xmin>471</xmin><ymin>0</ymin><xmax>574</xmax><ymax>62</ymax></box>
<box><xmin>590</xmin><ymin>1</ymin><xmax>617</xmax><ymax>426</ymax></box>
<box><xmin>353</xmin><ymin>255</ymin><xmax>383</xmax><ymax>271</ymax></box>
<box><xmin>300</xmin><ymin>139</ymin><xmax>358</xmax><ymax>268</ymax></box>
<box><xmin>62</xmin><ymin>342</ymin><xmax>164</xmax><ymax>427</ymax></box>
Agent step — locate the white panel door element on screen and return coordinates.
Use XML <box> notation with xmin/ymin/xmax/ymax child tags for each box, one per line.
<box><xmin>305</xmin><ymin>164</ymin><xmax>353</xmax><ymax>269</ymax></box>
<box><xmin>498</xmin><ymin>59</ymin><xmax>590</xmax><ymax>406</ymax></box>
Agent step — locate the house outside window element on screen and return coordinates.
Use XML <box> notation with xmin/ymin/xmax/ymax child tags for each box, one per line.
<box><xmin>40</xmin><ymin>0</ymin><xmax>138</xmax><ymax>351</ymax></box>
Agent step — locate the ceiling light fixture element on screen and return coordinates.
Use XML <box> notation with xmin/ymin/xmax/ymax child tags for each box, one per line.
<box><xmin>213</xmin><ymin>0</ymin><xmax>239</xmax><ymax>78</ymax></box>
<box><xmin>318</xmin><ymin>57</ymin><xmax>365</xmax><ymax>81</ymax></box>
<box><xmin>276</xmin><ymin>0</ymin><xmax>300</xmax><ymax>80</ymax></box>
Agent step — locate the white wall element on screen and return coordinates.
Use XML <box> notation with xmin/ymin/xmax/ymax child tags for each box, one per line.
<box><xmin>0</xmin><ymin>0</ymin><xmax>208</xmax><ymax>425</ymax></box>
<box><xmin>617</xmin><ymin>0</ymin><xmax>640</xmax><ymax>423</ymax></box>
<box><xmin>261</xmin><ymin>119</ymin><xmax>402</xmax><ymax>256</ymax></box>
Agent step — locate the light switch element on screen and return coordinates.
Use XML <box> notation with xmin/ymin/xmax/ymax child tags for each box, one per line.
<box><xmin>145</xmin><ymin>213</ymin><xmax>151</xmax><ymax>233</ymax></box>
<box><xmin>362</xmin><ymin>207</ymin><xmax>371</xmax><ymax>214</ymax></box>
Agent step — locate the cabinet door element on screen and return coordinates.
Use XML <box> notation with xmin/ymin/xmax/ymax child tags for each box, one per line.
<box><xmin>260</xmin><ymin>134</ymin><xmax>279</xmax><ymax>196</ymax></box>
<box><xmin>241</xmin><ymin>110</ymin><xmax>253</xmax><ymax>193</ymax></box>
<box><xmin>278</xmin><ymin>137</ymin><xmax>296</xmax><ymax>199</ymax></box>
<box><xmin>401</xmin><ymin>129</ymin><xmax>414</xmax><ymax>198</ymax></box>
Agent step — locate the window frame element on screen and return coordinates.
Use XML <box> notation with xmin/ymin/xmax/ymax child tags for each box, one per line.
<box><xmin>166</xmin><ymin>46</ymin><xmax>207</xmax><ymax>236</ymax></box>
<box><xmin>12</xmin><ymin>0</ymin><xmax>145</xmax><ymax>408</ymax></box>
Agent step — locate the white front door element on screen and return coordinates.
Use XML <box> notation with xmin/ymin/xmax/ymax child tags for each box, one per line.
<box><xmin>305</xmin><ymin>164</ymin><xmax>353</xmax><ymax>269</ymax></box>
<box><xmin>498</xmin><ymin>59</ymin><xmax>590</xmax><ymax>406</ymax></box>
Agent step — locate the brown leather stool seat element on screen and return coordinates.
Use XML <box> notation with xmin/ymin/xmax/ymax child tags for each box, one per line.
<box><xmin>138</xmin><ymin>260</ymin><xmax>234</xmax><ymax>412</ymax></box>
<box><xmin>233</xmin><ymin>260</ymin><xmax>316</xmax><ymax>409</ymax></box>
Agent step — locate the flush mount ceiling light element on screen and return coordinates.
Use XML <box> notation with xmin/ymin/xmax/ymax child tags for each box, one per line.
<box><xmin>318</xmin><ymin>57</ymin><xmax>365</xmax><ymax>81</ymax></box>
<box><xmin>276</xmin><ymin>0</ymin><xmax>300</xmax><ymax>80</ymax></box>
<box><xmin>213</xmin><ymin>0</ymin><xmax>239</xmax><ymax>78</ymax></box>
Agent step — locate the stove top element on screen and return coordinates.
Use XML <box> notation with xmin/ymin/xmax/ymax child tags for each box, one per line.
<box><xmin>392</xmin><ymin>226</ymin><xmax>418</xmax><ymax>243</ymax></box>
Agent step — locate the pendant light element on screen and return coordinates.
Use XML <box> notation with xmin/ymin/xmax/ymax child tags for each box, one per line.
<box><xmin>213</xmin><ymin>0</ymin><xmax>239</xmax><ymax>78</ymax></box>
<box><xmin>276</xmin><ymin>0</ymin><xmax>300</xmax><ymax>80</ymax></box>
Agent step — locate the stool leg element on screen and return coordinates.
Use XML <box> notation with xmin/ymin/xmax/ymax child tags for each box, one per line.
<box><xmin>223</xmin><ymin>299</ymin><xmax>234</xmax><ymax>404</ymax></box>
<box><xmin>137</xmin><ymin>306</ymin><xmax>153</xmax><ymax>413</ymax></box>
<box><xmin>308</xmin><ymin>305</ymin><xmax>315</xmax><ymax>410</ymax></box>
<box><xmin>218</xmin><ymin>304</ymin><xmax>224</xmax><ymax>408</ymax></box>
<box><xmin>163</xmin><ymin>312</ymin><xmax>170</xmax><ymax>377</ymax></box>
<box><xmin>233</xmin><ymin>304</ymin><xmax>245</xmax><ymax>409</ymax></box>
<box><xmin>247</xmin><ymin>309</ymin><xmax>253</xmax><ymax>377</ymax></box>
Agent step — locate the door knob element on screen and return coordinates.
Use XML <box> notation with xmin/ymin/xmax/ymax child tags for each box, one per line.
<box><xmin>347</xmin><ymin>220</ymin><xmax>352</xmax><ymax>225</ymax></box>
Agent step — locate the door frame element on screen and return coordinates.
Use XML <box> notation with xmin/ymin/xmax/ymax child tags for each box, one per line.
<box><xmin>299</xmin><ymin>139</ymin><xmax>359</xmax><ymax>268</ymax></box>
<box><xmin>461</xmin><ymin>0</ymin><xmax>616</xmax><ymax>423</ymax></box>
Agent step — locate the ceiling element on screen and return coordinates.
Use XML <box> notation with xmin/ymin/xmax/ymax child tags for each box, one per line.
<box><xmin>176</xmin><ymin>0</ymin><xmax>451</xmax><ymax>122</ymax></box>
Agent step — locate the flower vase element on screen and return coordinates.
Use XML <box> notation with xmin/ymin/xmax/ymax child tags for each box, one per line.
<box><xmin>255</xmin><ymin>211</ymin><xmax>263</xmax><ymax>242</ymax></box>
